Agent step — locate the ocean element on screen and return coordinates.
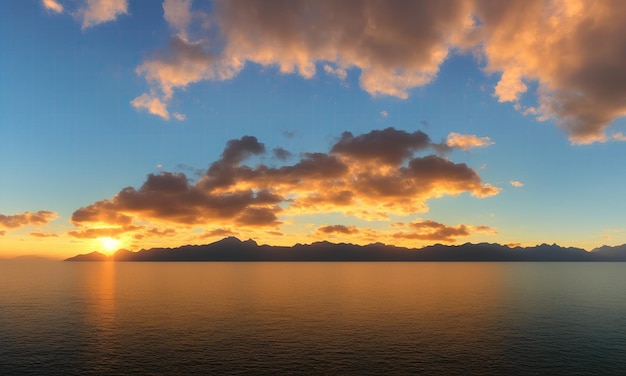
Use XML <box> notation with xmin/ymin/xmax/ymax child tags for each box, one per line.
<box><xmin>2</xmin><ymin>261</ymin><xmax>625</xmax><ymax>375</ymax></box>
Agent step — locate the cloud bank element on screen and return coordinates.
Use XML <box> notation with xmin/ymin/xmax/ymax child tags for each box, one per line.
<box><xmin>70</xmin><ymin>128</ymin><xmax>497</xmax><ymax>244</ymax></box>
<box><xmin>131</xmin><ymin>0</ymin><xmax>626</xmax><ymax>144</ymax></box>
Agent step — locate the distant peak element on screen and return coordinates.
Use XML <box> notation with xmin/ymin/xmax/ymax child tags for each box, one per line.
<box><xmin>243</xmin><ymin>238</ymin><xmax>258</xmax><ymax>246</ymax></box>
<box><xmin>65</xmin><ymin>251</ymin><xmax>109</xmax><ymax>262</ymax></box>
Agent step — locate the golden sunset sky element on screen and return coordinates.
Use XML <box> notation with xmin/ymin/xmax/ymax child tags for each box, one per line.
<box><xmin>2</xmin><ymin>0</ymin><xmax>626</xmax><ymax>258</ymax></box>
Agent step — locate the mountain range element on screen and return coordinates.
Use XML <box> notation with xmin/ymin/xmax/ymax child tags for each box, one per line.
<box><xmin>65</xmin><ymin>237</ymin><xmax>626</xmax><ymax>262</ymax></box>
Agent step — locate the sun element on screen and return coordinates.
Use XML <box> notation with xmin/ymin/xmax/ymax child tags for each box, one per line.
<box><xmin>99</xmin><ymin>237</ymin><xmax>122</xmax><ymax>253</ymax></box>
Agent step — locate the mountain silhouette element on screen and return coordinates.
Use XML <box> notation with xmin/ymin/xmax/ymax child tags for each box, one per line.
<box><xmin>65</xmin><ymin>237</ymin><xmax>626</xmax><ymax>262</ymax></box>
<box><xmin>65</xmin><ymin>251</ymin><xmax>109</xmax><ymax>261</ymax></box>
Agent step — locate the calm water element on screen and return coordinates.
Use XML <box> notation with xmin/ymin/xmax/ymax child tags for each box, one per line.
<box><xmin>1</xmin><ymin>261</ymin><xmax>626</xmax><ymax>375</ymax></box>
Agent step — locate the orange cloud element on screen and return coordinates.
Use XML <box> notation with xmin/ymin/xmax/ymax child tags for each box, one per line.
<box><xmin>130</xmin><ymin>93</ymin><xmax>171</xmax><ymax>120</ymax></box>
<box><xmin>134</xmin><ymin>1</ymin><xmax>473</xmax><ymax>119</ymax></box>
<box><xmin>42</xmin><ymin>0</ymin><xmax>63</xmax><ymax>13</ymax></box>
<box><xmin>198</xmin><ymin>228</ymin><xmax>237</xmax><ymax>239</ymax></box>
<box><xmin>446</xmin><ymin>132</ymin><xmax>494</xmax><ymax>150</ymax></box>
<box><xmin>471</xmin><ymin>0</ymin><xmax>626</xmax><ymax>143</ymax></box>
<box><xmin>163</xmin><ymin>0</ymin><xmax>193</xmax><ymax>36</ymax></box>
<box><xmin>132</xmin><ymin>0</ymin><xmax>626</xmax><ymax>144</ymax></box>
<box><xmin>29</xmin><ymin>232</ymin><xmax>59</xmax><ymax>238</ymax></box>
<box><xmin>70</xmin><ymin>128</ymin><xmax>498</xmax><ymax>241</ymax></box>
<box><xmin>393</xmin><ymin>220</ymin><xmax>496</xmax><ymax>243</ymax></box>
<box><xmin>78</xmin><ymin>0</ymin><xmax>128</xmax><ymax>29</ymax></box>
<box><xmin>43</xmin><ymin>0</ymin><xmax>128</xmax><ymax>28</ymax></box>
<box><xmin>0</xmin><ymin>211</ymin><xmax>58</xmax><ymax>230</ymax></box>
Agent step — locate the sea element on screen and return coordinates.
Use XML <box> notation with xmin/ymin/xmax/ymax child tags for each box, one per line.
<box><xmin>1</xmin><ymin>261</ymin><xmax>626</xmax><ymax>375</ymax></box>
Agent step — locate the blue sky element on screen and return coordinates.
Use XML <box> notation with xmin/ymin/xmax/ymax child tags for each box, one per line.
<box><xmin>1</xmin><ymin>0</ymin><xmax>626</xmax><ymax>257</ymax></box>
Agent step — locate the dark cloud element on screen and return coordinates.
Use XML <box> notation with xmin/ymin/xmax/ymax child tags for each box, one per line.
<box><xmin>221</xmin><ymin>135</ymin><xmax>265</xmax><ymax>165</ymax></box>
<box><xmin>331</xmin><ymin>127</ymin><xmax>432</xmax><ymax>165</ymax></box>
<box><xmin>235</xmin><ymin>207</ymin><xmax>281</xmax><ymax>226</ymax></box>
<box><xmin>392</xmin><ymin>220</ymin><xmax>495</xmax><ymax>243</ymax></box>
<box><xmin>70</xmin><ymin>128</ymin><xmax>498</xmax><ymax>238</ymax></box>
<box><xmin>317</xmin><ymin>225</ymin><xmax>358</xmax><ymax>235</ymax></box>
<box><xmin>272</xmin><ymin>147</ymin><xmax>292</xmax><ymax>161</ymax></box>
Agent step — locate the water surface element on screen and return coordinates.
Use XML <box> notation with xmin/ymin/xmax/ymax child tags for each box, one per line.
<box><xmin>2</xmin><ymin>261</ymin><xmax>625</xmax><ymax>375</ymax></box>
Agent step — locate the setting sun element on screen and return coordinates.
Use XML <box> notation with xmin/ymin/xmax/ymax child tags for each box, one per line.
<box><xmin>99</xmin><ymin>237</ymin><xmax>121</xmax><ymax>253</ymax></box>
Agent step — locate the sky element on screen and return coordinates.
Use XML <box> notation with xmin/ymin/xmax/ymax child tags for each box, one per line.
<box><xmin>1</xmin><ymin>0</ymin><xmax>626</xmax><ymax>259</ymax></box>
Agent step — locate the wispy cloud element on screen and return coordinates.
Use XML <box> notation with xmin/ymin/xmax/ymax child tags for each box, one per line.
<box><xmin>130</xmin><ymin>92</ymin><xmax>171</xmax><ymax>119</ymax></box>
<box><xmin>612</xmin><ymin>132</ymin><xmax>626</xmax><ymax>142</ymax></box>
<box><xmin>446</xmin><ymin>132</ymin><xmax>494</xmax><ymax>150</ymax></box>
<box><xmin>510</xmin><ymin>180</ymin><xmax>524</xmax><ymax>188</ymax></box>
<box><xmin>30</xmin><ymin>232</ymin><xmax>60</xmax><ymax>238</ymax></box>
<box><xmin>42</xmin><ymin>0</ymin><xmax>128</xmax><ymax>28</ymax></box>
<box><xmin>78</xmin><ymin>0</ymin><xmax>128</xmax><ymax>29</ymax></box>
<box><xmin>163</xmin><ymin>0</ymin><xmax>193</xmax><ymax>37</ymax></box>
<box><xmin>392</xmin><ymin>219</ymin><xmax>496</xmax><ymax>243</ymax></box>
<box><xmin>42</xmin><ymin>0</ymin><xmax>63</xmax><ymax>13</ymax></box>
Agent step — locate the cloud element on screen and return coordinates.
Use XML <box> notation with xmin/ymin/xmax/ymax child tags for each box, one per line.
<box><xmin>446</xmin><ymin>132</ymin><xmax>494</xmax><ymax>150</ymax></box>
<box><xmin>393</xmin><ymin>219</ymin><xmax>496</xmax><ymax>243</ymax></box>
<box><xmin>282</xmin><ymin>130</ymin><xmax>296</xmax><ymax>139</ymax></box>
<box><xmin>272</xmin><ymin>147</ymin><xmax>292</xmax><ymax>161</ymax></box>
<box><xmin>331</xmin><ymin>127</ymin><xmax>432</xmax><ymax>165</ymax></box>
<box><xmin>470</xmin><ymin>0</ymin><xmax>626</xmax><ymax>144</ymax></box>
<box><xmin>130</xmin><ymin>0</ymin><xmax>626</xmax><ymax>144</ymax></box>
<box><xmin>131</xmin><ymin>92</ymin><xmax>171</xmax><ymax>119</ymax></box>
<box><xmin>0</xmin><ymin>211</ymin><xmax>58</xmax><ymax>229</ymax></box>
<box><xmin>42</xmin><ymin>0</ymin><xmax>63</xmax><ymax>13</ymax></box>
<box><xmin>132</xmin><ymin>35</ymin><xmax>237</xmax><ymax>116</ymax></box>
<box><xmin>173</xmin><ymin>112</ymin><xmax>186</xmax><ymax>121</ymax></box>
<box><xmin>163</xmin><ymin>0</ymin><xmax>192</xmax><ymax>36</ymax></box>
<box><xmin>324</xmin><ymin>65</ymin><xmax>347</xmax><ymax>80</ymax></box>
<box><xmin>510</xmin><ymin>180</ymin><xmax>524</xmax><ymax>187</ymax></box>
<box><xmin>68</xmin><ymin>225</ymin><xmax>141</xmax><ymax>239</ymax></box>
<box><xmin>221</xmin><ymin>135</ymin><xmax>265</xmax><ymax>164</ymax></box>
<box><xmin>30</xmin><ymin>232</ymin><xmax>59</xmax><ymax>238</ymax></box>
<box><xmin>198</xmin><ymin>228</ymin><xmax>236</xmax><ymax>239</ymax></box>
<box><xmin>134</xmin><ymin>0</ymin><xmax>473</xmax><ymax>118</ymax></box>
<box><xmin>612</xmin><ymin>132</ymin><xmax>626</xmax><ymax>142</ymax></box>
<box><xmin>317</xmin><ymin>225</ymin><xmax>358</xmax><ymax>235</ymax></box>
<box><xmin>70</xmin><ymin>128</ymin><xmax>498</xmax><ymax>240</ymax></box>
<box><xmin>78</xmin><ymin>0</ymin><xmax>128</xmax><ymax>29</ymax></box>
<box><xmin>379</xmin><ymin>110</ymin><xmax>388</xmax><ymax>118</ymax></box>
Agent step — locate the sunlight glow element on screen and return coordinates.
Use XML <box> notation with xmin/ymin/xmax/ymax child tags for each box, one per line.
<box><xmin>99</xmin><ymin>237</ymin><xmax>121</xmax><ymax>253</ymax></box>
